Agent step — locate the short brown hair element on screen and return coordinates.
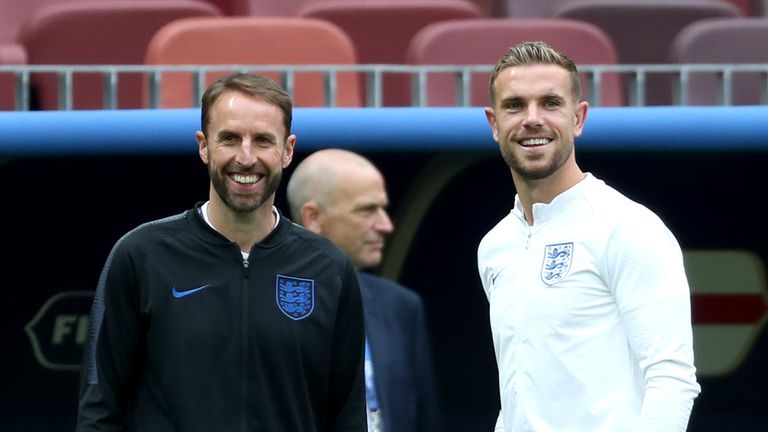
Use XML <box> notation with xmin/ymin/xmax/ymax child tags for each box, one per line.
<box><xmin>488</xmin><ymin>41</ymin><xmax>581</xmax><ymax>105</ymax></box>
<box><xmin>200</xmin><ymin>73</ymin><xmax>293</xmax><ymax>138</ymax></box>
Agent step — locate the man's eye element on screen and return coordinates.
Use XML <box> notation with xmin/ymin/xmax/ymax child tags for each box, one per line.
<box><xmin>254</xmin><ymin>135</ymin><xmax>276</xmax><ymax>147</ymax></box>
<box><xmin>357</xmin><ymin>206</ymin><xmax>378</xmax><ymax>217</ymax></box>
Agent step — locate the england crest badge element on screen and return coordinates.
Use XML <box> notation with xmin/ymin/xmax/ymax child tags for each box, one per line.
<box><xmin>276</xmin><ymin>275</ymin><xmax>315</xmax><ymax>320</ymax></box>
<box><xmin>541</xmin><ymin>242</ymin><xmax>573</xmax><ymax>286</ymax></box>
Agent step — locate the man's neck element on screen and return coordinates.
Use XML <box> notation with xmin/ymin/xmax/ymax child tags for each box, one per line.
<box><xmin>513</xmin><ymin>168</ymin><xmax>585</xmax><ymax>225</ymax></box>
<box><xmin>206</xmin><ymin>199</ymin><xmax>277</xmax><ymax>252</ymax></box>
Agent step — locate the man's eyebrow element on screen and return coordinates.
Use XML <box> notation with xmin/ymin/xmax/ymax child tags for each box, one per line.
<box><xmin>542</xmin><ymin>93</ymin><xmax>566</xmax><ymax>100</ymax></box>
<box><xmin>215</xmin><ymin>128</ymin><xmax>238</xmax><ymax>138</ymax></box>
<box><xmin>353</xmin><ymin>198</ymin><xmax>387</xmax><ymax>210</ymax></box>
<box><xmin>254</xmin><ymin>132</ymin><xmax>278</xmax><ymax>142</ymax></box>
<box><xmin>499</xmin><ymin>96</ymin><xmax>523</xmax><ymax>106</ymax></box>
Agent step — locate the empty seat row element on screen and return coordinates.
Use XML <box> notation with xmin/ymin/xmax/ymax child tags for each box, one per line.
<box><xmin>0</xmin><ymin>0</ymin><xmax>484</xmax><ymax>109</ymax></box>
<box><xmin>2</xmin><ymin>0</ymin><xmax>767</xmax><ymax>109</ymax></box>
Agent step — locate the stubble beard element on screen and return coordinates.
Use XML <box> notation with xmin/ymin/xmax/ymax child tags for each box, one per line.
<box><xmin>501</xmin><ymin>140</ymin><xmax>573</xmax><ymax>181</ymax></box>
<box><xmin>210</xmin><ymin>165</ymin><xmax>282</xmax><ymax>213</ymax></box>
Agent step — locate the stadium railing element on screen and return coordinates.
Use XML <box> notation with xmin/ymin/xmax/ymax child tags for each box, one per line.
<box><xmin>2</xmin><ymin>63</ymin><xmax>768</xmax><ymax>110</ymax></box>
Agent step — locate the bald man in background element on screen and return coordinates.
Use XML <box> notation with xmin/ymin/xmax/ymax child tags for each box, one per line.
<box><xmin>286</xmin><ymin>149</ymin><xmax>441</xmax><ymax>432</ymax></box>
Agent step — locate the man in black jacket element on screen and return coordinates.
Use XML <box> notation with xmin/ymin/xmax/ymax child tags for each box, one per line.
<box><xmin>287</xmin><ymin>148</ymin><xmax>441</xmax><ymax>432</ymax></box>
<box><xmin>76</xmin><ymin>73</ymin><xmax>366</xmax><ymax>432</ymax></box>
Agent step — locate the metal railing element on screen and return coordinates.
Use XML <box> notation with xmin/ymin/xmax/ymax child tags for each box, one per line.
<box><xmin>1</xmin><ymin>63</ymin><xmax>768</xmax><ymax>110</ymax></box>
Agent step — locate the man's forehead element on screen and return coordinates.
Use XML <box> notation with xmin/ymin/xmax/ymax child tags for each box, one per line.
<box><xmin>501</xmin><ymin>64</ymin><xmax>569</xmax><ymax>82</ymax></box>
<box><xmin>496</xmin><ymin>65</ymin><xmax>571</xmax><ymax>96</ymax></box>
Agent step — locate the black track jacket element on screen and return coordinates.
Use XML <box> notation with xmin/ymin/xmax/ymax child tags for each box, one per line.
<box><xmin>77</xmin><ymin>204</ymin><xmax>366</xmax><ymax>431</ymax></box>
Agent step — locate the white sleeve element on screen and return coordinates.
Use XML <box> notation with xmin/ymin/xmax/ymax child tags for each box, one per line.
<box><xmin>494</xmin><ymin>410</ymin><xmax>504</xmax><ymax>432</ymax></box>
<box><xmin>605</xmin><ymin>212</ymin><xmax>701</xmax><ymax>431</ymax></box>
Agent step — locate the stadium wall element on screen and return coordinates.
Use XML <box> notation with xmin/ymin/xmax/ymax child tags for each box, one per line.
<box><xmin>1</xmin><ymin>107</ymin><xmax>767</xmax><ymax>431</ymax></box>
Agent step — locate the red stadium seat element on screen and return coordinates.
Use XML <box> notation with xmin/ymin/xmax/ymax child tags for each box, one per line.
<box><xmin>494</xmin><ymin>0</ymin><xmax>582</xmax><ymax>17</ymax></box>
<box><xmin>297</xmin><ymin>0</ymin><xmax>484</xmax><ymax>106</ymax></box>
<box><xmin>144</xmin><ymin>16</ymin><xmax>363</xmax><ymax>107</ymax></box>
<box><xmin>553</xmin><ymin>0</ymin><xmax>741</xmax><ymax>105</ymax></box>
<box><xmin>230</xmin><ymin>0</ymin><xmax>308</xmax><ymax>16</ymax></box>
<box><xmin>671</xmin><ymin>17</ymin><xmax>768</xmax><ymax>105</ymax></box>
<box><xmin>229</xmin><ymin>0</ymin><xmax>483</xmax><ymax>17</ymax></box>
<box><xmin>1</xmin><ymin>0</ymin><xmax>127</xmax><ymax>109</ymax></box>
<box><xmin>16</xmin><ymin>0</ymin><xmax>222</xmax><ymax>110</ymax></box>
<box><xmin>406</xmin><ymin>17</ymin><xmax>623</xmax><ymax>106</ymax></box>
<box><xmin>200</xmin><ymin>0</ymin><xmax>235</xmax><ymax>15</ymax></box>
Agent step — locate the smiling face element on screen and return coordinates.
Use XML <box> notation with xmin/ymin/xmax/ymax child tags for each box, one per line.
<box><xmin>196</xmin><ymin>90</ymin><xmax>295</xmax><ymax>214</ymax></box>
<box><xmin>485</xmin><ymin>63</ymin><xmax>587</xmax><ymax>186</ymax></box>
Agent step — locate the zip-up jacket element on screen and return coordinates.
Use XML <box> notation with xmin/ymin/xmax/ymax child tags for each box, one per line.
<box><xmin>77</xmin><ymin>203</ymin><xmax>366</xmax><ymax>432</ymax></box>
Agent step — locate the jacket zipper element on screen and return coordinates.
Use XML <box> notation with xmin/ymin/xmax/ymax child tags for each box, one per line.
<box><xmin>241</xmin><ymin>257</ymin><xmax>249</xmax><ymax>432</ymax></box>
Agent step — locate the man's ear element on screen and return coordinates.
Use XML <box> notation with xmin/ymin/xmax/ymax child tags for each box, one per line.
<box><xmin>195</xmin><ymin>131</ymin><xmax>209</xmax><ymax>164</ymax></box>
<box><xmin>484</xmin><ymin>107</ymin><xmax>499</xmax><ymax>142</ymax></box>
<box><xmin>282</xmin><ymin>134</ymin><xmax>296</xmax><ymax>169</ymax></box>
<box><xmin>573</xmin><ymin>101</ymin><xmax>589</xmax><ymax>138</ymax></box>
<box><xmin>300</xmin><ymin>201</ymin><xmax>323</xmax><ymax>234</ymax></box>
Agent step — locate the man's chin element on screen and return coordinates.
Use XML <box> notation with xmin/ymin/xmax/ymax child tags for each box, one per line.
<box><xmin>358</xmin><ymin>256</ymin><xmax>383</xmax><ymax>270</ymax></box>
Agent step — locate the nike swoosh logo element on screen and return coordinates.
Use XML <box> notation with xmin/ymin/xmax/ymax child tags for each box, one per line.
<box><xmin>172</xmin><ymin>284</ymin><xmax>211</xmax><ymax>298</ymax></box>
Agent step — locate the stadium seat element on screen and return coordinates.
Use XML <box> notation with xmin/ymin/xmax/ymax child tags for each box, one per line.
<box><xmin>728</xmin><ymin>0</ymin><xmax>752</xmax><ymax>15</ymax></box>
<box><xmin>493</xmin><ymin>0</ymin><xmax>581</xmax><ymax>17</ymax></box>
<box><xmin>199</xmin><ymin>0</ymin><xmax>234</xmax><ymax>15</ymax></box>
<box><xmin>553</xmin><ymin>0</ymin><xmax>742</xmax><ymax>105</ymax></box>
<box><xmin>16</xmin><ymin>0</ymin><xmax>222</xmax><ymax>110</ymax></box>
<box><xmin>406</xmin><ymin>17</ymin><xmax>623</xmax><ymax>106</ymax></box>
<box><xmin>144</xmin><ymin>16</ymin><xmax>362</xmax><ymax>107</ymax></box>
<box><xmin>1</xmin><ymin>0</ymin><xmax>96</xmax><ymax>47</ymax></box>
<box><xmin>229</xmin><ymin>0</ymin><xmax>485</xmax><ymax>17</ymax></box>
<box><xmin>751</xmin><ymin>0</ymin><xmax>768</xmax><ymax>15</ymax></box>
<box><xmin>1</xmin><ymin>0</ymin><xmax>124</xmax><ymax>109</ymax></box>
<box><xmin>670</xmin><ymin>17</ymin><xmax>768</xmax><ymax>105</ymax></box>
<box><xmin>229</xmin><ymin>0</ymin><xmax>311</xmax><ymax>16</ymax></box>
<box><xmin>297</xmin><ymin>0</ymin><xmax>484</xmax><ymax>106</ymax></box>
<box><xmin>493</xmin><ymin>0</ymin><xmax>751</xmax><ymax>18</ymax></box>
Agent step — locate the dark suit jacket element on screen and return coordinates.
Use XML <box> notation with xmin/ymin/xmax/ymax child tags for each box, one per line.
<box><xmin>357</xmin><ymin>271</ymin><xmax>441</xmax><ymax>432</ymax></box>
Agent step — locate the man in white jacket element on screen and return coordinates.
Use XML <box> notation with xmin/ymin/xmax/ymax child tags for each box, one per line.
<box><xmin>478</xmin><ymin>40</ymin><xmax>700</xmax><ymax>431</ymax></box>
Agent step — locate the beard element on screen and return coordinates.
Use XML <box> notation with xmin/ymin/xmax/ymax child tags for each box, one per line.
<box><xmin>500</xmin><ymin>140</ymin><xmax>573</xmax><ymax>181</ymax></box>
<box><xmin>209</xmin><ymin>164</ymin><xmax>282</xmax><ymax>213</ymax></box>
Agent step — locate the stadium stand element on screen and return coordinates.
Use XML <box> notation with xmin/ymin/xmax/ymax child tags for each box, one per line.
<box><xmin>0</xmin><ymin>0</ymin><xmax>217</xmax><ymax>64</ymax></box>
<box><xmin>144</xmin><ymin>16</ymin><xmax>362</xmax><ymax>107</ymax></box>
<box><xmin>670</xmin><ymin>17</ymin><xmax>768</xmax><ymax>105</ymax></box>
<box><xmin>15</xmin><ymin>0</ymin><xmax>222</xmax><ymax>110</ymax></box>
<box><xmin>553</xmin><ymin>0</ymin><xmax>742</xmax><ymax>105</ymax></box>
<box><xmin>296</xmin><ymin>0</ymin><xmax>484</xmax><ymax>106</ymax></box>
<box><xmin>405</xmin><ymin>17</ymin><xmax>623</xmax><ymax>106</ymax></box>
<box><xmin>1</xmin><ymin>0</ymin><xmax>128</xmax><ymax>109</ymax></box>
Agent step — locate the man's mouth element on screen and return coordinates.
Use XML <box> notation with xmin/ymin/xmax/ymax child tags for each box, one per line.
<box><xmin>231</xmin><ymin>173</ymin><xmax>261</xmax><ymax>184</ymax></box>
<box><xmin>519</xmin><ymin>138</ymin><xmax>551</xmax><ymax>147</ymax></box>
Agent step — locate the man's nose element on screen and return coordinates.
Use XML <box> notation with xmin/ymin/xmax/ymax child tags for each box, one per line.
<box><xmin>236</xmin><ymin>139</ymin><xmax>258</xmax><ymax>166</ymax></box>
<box><xmin>375</xmin><ymin>208</ymin><xmax>394</xmax><ymax>234</ymax></box>
<box><xmin>523</xmin><ymin>104</ymin><xmax>543</xmax><ymax>127</ymax></box>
